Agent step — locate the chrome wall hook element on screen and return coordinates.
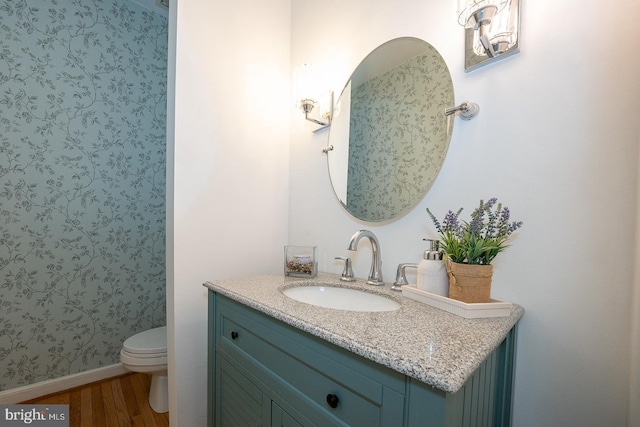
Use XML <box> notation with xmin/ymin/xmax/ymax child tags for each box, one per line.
<box><xmin>444</xmin><ymin>101</ymin><xmax>480</xmax><ymax>121</ymax></box>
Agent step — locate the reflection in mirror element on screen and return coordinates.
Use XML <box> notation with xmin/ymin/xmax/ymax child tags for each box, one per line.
<box><xmin>327</xmin><ymin>37</ymin><xmax>454</xmax><ymax>222</ymax></box>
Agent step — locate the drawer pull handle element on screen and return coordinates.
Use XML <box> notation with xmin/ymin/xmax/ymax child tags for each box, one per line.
<box><xmin>326</xmin><ymin>393</ymin><xmax>339</xmax><ymax>409</ymax></box>
<box><xmin>230</xmin><ymin>331</ymin><xmax>239</xmax><ymax>340</ymax></box>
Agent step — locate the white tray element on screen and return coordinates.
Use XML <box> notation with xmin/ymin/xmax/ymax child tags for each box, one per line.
<box><xmin>401</xmin><ymin>284</ymin><xmax>512</xmax><ymax>318</ymax></box>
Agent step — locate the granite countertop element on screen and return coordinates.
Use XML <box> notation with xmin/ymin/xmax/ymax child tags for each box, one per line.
<box><xmin>203</xmin><ymin>273</ymin><xmax>524</xmax><ymax>394</ymax></box>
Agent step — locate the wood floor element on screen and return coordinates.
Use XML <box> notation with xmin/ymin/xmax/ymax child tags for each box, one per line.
<box><xmin>21</xmin><ymin>373</ymin><xmax>170</xmax><ymax>427</ymax></box>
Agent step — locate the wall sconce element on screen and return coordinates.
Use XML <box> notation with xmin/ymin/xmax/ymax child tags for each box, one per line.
<box><xmin>455</xmin><ymin>0</ymin><xmax>520</xmax><ymax>72</ymax></box>
<box><xmin>293</xmin><ymin>64</ymin><xmax>333</xmax><ymax>132</ymax></box>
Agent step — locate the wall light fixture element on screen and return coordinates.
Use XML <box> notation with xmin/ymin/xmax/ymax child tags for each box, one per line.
<box><xmin>293</xmin><ymin>64</ymin><xmax>333</xmax><ymax>132</ymax></box>
<box><xmin>455</xmin><ymin>0</ymin><xmax>520</xmax><ymax>72</ymax></box>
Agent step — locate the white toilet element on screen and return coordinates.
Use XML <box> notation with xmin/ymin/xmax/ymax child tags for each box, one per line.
<box><xmin>120</xmin><ymin>326</ymin><xmax>168</xmax><ymax>413</ymax></box>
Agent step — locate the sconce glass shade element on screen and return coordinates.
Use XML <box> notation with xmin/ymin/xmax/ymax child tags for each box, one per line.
<box><xmin>293</xmin><ymin>64</ymin><xmax>319</xmax><ymax>111</ymax></box>
<box><xmin>293</xmin><ymin>63</ymin><xmax>333</xmax><ymax>130</ymax></box>
<box><xmin>471</xmin><ymin>3</ymin><xmax>518</xmax><ymax>56</ymax></box>
<box><xmin>456</xmin><ymin>0</ymin><xmax>510</xmax><ymax>28</ymax></box>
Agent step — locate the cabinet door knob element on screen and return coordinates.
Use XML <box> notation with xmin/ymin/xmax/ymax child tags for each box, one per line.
<box><xmin>326</xmin><ymin>393</ymin><xmax>339</xmax><ymax>409</ymax></box>
<box><xmin>230</xmin><ymin>331</ymin><xmax>239</xmax><ymax>340</ymax></box>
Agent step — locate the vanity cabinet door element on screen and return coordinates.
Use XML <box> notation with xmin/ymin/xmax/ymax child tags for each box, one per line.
<box><xmin>216</xmin><ymin>354</ymin><xmax>270</xmax><ymax>426</ymax></box>
<box><xmin>216</xmin><ymin>353</ymin><xmax>312</xmax><ymax>427</ymax></box>
<box><xmin>271</xmin><ymin>402</ymin><xmax>303</xmax><ymax>427</ymax></box>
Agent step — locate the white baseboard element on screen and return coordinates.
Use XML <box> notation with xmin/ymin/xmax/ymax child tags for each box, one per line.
<box><xmin>0</xmin><ymin>364</ymin><xmax>128</xmax><ymax>404</ymax></box>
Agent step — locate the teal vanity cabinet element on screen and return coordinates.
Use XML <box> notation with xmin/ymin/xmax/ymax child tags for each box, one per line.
<box><xmin>207</xmin><ymin>290</ymin><xmax>518</xmax><ymax>427</ymax></box>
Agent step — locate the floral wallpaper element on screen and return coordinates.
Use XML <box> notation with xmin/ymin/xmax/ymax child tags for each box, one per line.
<box><xmin>0</xmin><ymin>0</ymin><xmax>167</xmax><ymax>390</ymax></box>
<box><xmin>347</xmin><ymin>48</ymin><xmax>454</xmax><ymax>222</ymax></box>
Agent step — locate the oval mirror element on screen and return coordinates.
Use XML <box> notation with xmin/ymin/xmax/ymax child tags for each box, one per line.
<box><xmin>327</xmin><ymin>37</ymin><xmax>454</xmax><ymax>222</ymax></box>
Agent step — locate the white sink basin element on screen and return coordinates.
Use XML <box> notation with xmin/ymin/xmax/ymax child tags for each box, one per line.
<box><xmin>282</xmin><ymin>285</ymin><xmax>400</xmax><ymax>312</ymax></box>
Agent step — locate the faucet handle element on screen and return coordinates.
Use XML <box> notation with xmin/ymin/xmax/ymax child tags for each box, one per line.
<box><xmin>391</xmin><ymin>263</ymin><xmax>418</xmax><ymax>291</ymax></box>
<box><xmin>335</xmin><ymin>257</ymin><xmax>355</xmax><ymax>282</ymax></box>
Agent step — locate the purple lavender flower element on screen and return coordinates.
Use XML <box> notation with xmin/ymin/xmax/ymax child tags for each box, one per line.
<box><xmin>508</xmin><ymin>221</ymin><xmax>523</xmax><ymax>234</ymax></box>
<box><xmin>496</xmin><ymin>206</ymin><xmax>511</xmax><ymax>236</ymax></box>
<box><xmin>485</xmin><ymin>202</ymin><xmax>501</xmax><ymax>238</ymax></box>
<box><xmin>426</xmin><ymin>208</ymin><xmax>443</xmax><ymax>233</ymax></box>
<box><xmin>442</xmin><ymin>209</ymin><xmax>462</xmax><ymax>234</ymax></box>
<box><xmin>500</xmin><ymin>206</ymin><xmax>511</xmax><ymax>222</ymax></box>
<box><xmin>468</xmin><ymin>204</ymin><xmax>484</xmax><ymax>236</ymax></box>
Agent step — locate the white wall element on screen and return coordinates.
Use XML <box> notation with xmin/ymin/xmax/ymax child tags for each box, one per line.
<box><xmin>290</xmin><ymin>0</ymin><xmax>640</xmax><ymax>426</ymax></box>
<box><xmin>168</xmin><ymin>0</ymin><xmax>291</xmax><ymax>425</ymax></box>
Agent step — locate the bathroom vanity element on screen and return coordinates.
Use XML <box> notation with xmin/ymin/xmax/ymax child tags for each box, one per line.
<box><xmin>205</xmin><ymin>274</ymin><xmax>524</xmax><ymax>427</ymax></box>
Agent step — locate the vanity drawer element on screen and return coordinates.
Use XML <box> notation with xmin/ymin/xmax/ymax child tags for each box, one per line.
<box><xmin>215</xmin><ymin>296</ymin><xmax>405</xmax><ymax>427</ymax></box>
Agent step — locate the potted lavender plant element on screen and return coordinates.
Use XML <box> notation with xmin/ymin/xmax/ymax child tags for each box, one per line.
<box><xmin>427</xmin><ymin>198</ymin><xmax>523</xmax><ymax>303</ymax></box>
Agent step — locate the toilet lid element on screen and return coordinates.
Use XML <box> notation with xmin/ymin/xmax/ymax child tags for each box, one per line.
<box><xmin>123</xmin><ymin>326</ymin><xmax>167</xmax><ymax>354</ymax></box>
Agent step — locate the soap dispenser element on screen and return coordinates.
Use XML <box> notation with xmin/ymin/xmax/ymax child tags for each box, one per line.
<box><xmin>416</xmin><ymin>239</ymin><xmax>449</xmax><ymax>296</ymax></box>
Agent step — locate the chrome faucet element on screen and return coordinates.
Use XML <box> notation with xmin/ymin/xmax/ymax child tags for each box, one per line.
<box><xmin>347</xmin><ymin>230</ymin><xmax>384</xmax><ymax>286</ymax></box>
